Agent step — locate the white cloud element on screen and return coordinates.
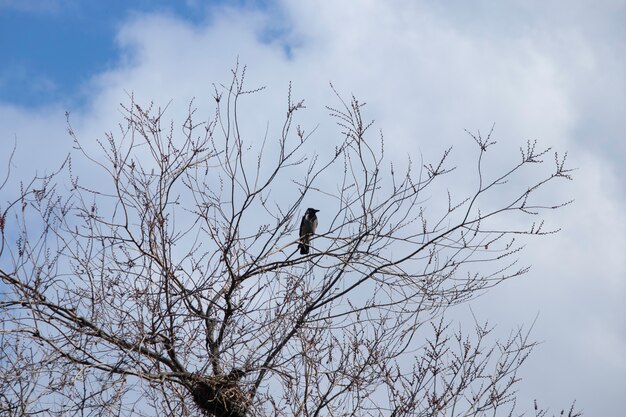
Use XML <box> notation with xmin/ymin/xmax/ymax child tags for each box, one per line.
<box><xmin>466</xmin><ymin>148</ymin><xmax>626</xmax><ymax>414</ymax></box>
<box><xmin>1</xmin><ymin>1</ymin><xmax>625</xmax><ymax>415</ymax></box>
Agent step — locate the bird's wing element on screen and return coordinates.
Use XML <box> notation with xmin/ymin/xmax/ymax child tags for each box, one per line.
<box><xmin>299</xmin><ymin>215</ymin><xmax>306</xmax><ymax>238</ymax></box>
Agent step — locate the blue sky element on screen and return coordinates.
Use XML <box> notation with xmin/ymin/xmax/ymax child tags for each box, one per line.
<box><xmin>0</xmin><ymin>0</ymin><xmax>281</xmax><ymax>107</ymax></box>
<box><xmin>1</xmin><ymin>1</ymin><xmax>625</xmax><ymax>416</ymax></box>
<box><xmin>1</xmin><ymin>1</ymin><xmax>208</xmax><ymax>106</ymax></box>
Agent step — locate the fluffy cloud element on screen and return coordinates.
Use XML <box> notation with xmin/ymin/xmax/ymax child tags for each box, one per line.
<box><xmin>1</xmin><ymin>1</ymin><xmax>624</xmax><ymax>415</ymax></box>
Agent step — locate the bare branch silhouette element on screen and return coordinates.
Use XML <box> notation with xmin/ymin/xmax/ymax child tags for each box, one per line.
<box><xmin>0</xmin><ymin>66</ymin><xmax>578</xmax><ymax>417</ymax></box>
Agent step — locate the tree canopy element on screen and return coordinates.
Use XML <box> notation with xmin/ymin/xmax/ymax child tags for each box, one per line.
<box><xmin>0</xmin><ymin>67</ymin><xmax>578</xmax><ymax>417</ymax></box>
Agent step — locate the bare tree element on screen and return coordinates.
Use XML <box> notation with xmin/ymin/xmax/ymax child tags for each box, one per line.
<box><xmin>0</xmin><ymin>66</ymin><xmax>579</xmax><ymax>417</ymax></box>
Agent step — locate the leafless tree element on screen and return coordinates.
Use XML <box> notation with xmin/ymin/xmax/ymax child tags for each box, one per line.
<box><xmin>0</xmin><ymin>66</ymin><xmax>579</xmax><ymax>417</ymax></box>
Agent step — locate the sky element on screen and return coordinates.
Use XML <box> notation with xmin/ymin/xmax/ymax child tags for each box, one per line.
<box><xmin>1</xmin><ymin>0</ymin><xmax>625</xmax><ymax>415</ymax></box>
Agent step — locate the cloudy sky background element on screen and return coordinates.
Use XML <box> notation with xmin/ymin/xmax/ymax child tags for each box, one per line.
<box><xmin>1</xmin><ymin>0</ymin><xmax>625</xmax><ymax>415</ymax></box>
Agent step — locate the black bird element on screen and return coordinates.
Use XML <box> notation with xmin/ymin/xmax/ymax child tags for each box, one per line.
<box><xmin>298</xmin><ymin>208</ymin><xmax>319</xmax><ymax>255</ymax></box>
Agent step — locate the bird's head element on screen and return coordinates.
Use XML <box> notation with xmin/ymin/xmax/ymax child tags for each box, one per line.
<box><xmin>307</xmin><ymin>208</ymin><xmax>320</xmax><ymax>214</ymax></box>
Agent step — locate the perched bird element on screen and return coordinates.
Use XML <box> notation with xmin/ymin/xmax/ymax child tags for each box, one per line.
<box><xmin>298</xmin><ymin>208</ymin><xmax>319</xmax><ymax>255</ymax></box>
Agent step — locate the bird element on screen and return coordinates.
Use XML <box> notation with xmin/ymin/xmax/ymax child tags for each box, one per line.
<box><xmin>298</xmin><ymin>208</ymin><xmax>319</xmax><ymax>255</ymax></box>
